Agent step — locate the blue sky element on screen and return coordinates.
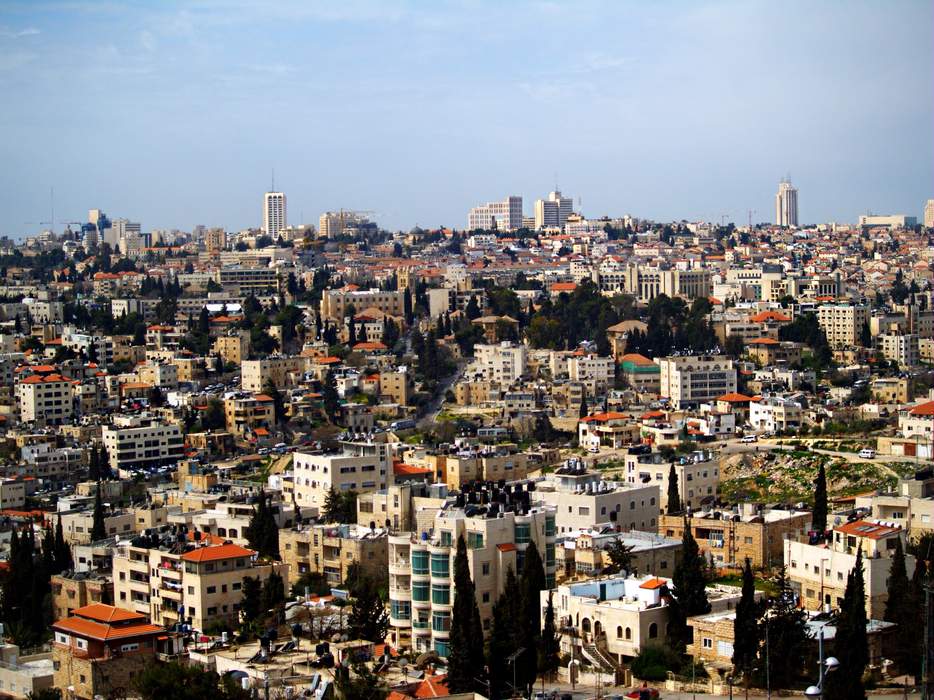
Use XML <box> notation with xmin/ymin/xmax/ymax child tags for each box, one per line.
<box><xmin>1</xmin><ymin>0</ymin><xmax>932</xmax><ymax>236</ymax></box>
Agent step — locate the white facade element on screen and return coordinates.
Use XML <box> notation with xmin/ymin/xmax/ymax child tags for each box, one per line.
<box><xmin>292</xmin><ymin>442</ymin><xmax>390</xmax><ymax>509</ymax></box>
<box><xmin>101</xmin><ymin>416</ymin><xmax>185</xmax><ymax>472</ymax></box>
<box><xmin>775</xmin><ymin>180</ymin><xmax>798</xmax><ymax>227</ymax></box>
<box><xmin>656</xmin><ymin>356</ymin><xmax>737</xmax><ymax>409</ymax></box>
<box><xmin>263</xmin><ymin>192</ymin><xmax>287</xmax><ymax>238</ymax></box>
<box><xmin>924</xmin><ymin>199</ymin><xmax>934</xmax><ymax>229</ymax></box>
<box><xmin>534</xmin><ymin>191</ymin><xmax>573</xmax><ymax>230</ymax></box>
<box><xmin>472</xmin><ymin>342</ymin><xmax>527</xmax><ymax>383</ymax></box>
<box><xmin>467</xmin><ymin>196</ymin><xmax>523</xmax><ymax>231</ymax></box>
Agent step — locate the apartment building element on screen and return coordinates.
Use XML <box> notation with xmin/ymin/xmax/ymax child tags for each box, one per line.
<box><xmin>386</xmin><ymin>501</ymin><xmax>556</xmax><ymax>655</ymax></box>
<box><xmin>0</xmin><ymin>478</ymin><xmax>26</xmax><ymax>510</ymax></box>
<box><xmin>618</xmin><ymin>353</ymin><xmax>661</xmax><ymax>393</ymax></box>
<box><xmin>877</xmin><ymin>333</ymin><xmax>919</xmax><ymax>368</ymax></box>
<box><xmin>357</xmin><ymin>482</ymin><xmax>449</xmax><ymax>533</ymax></box>
<box><xmin>660</xmin><ymin>504</ymin><xmax>811</xmax><ymax>569</ymax></box>
<box><xmin>623</xmin><ymin>448</ymin><xmax>720</xmax><ymax>512</ymax></box>
<box><xmin>224</xmin><ymin>394</ymin><xmax>275</xmax><ymax>435</ymax></box>
<box><xmin>618</xmin><ymin>265</ymin><xmax>712</xmax><ymax>303</ymax></box>
<box><xmin>535</xmin><ymin>468</ymin><xmax>660</xmax><ymax>534</ymax></box>
<box><xmin>214</xmin><ymin>331</ymin><xmax>251</xmax><ymax>365</ymax></box>
<box><xmin>18</xmin><ymin>442</ymin><xmax>85</xmax><ymax>481</ymax></box>
<box><xmin>557</xmin><ymin>530</ymin><xmax>682</xmax><ymax>581</ymax></box>
<box><xmin>567</xmin><ymin>354</ymin><xmax>614</xmax><ymax>396</ymax></box>
<box><xmin>379</xmin><ymin>367</ymin><xmax>414</xmax><ymax>406</ymax></box>
<box><xmin>51</xmin><ymin>570</ymin><xmax>114</xmax><ymax>621</ymax></box>
<box><xmin>218</xmin><ymin>266</ymin><xmax>279</xmax><ymax>293</ymax></box>
<box><xmin>425</xmin><ymin>446</ymin><xmax>535</xmax><ymax>490</ymax></box>
<box><xmin>241</xmin><ymin>356</ymin><xmax>305</xmax><ymax>391</ymax></box>
<box><xmin>785</xmin><ymin>519</ymin><xmax>915</xmax><ymax>617</ymax></box>
<box><xmin>113</xmin><ymin>539</ymin><xmax>288</xmax><ymax>633</ymax></box>
<box><xmin>471</xmin><ymin>342</ymin><xmax>528</xmax><ymax>383</ymax></box>
<box><xmin>60</xmin><ymin>508</ymin><xmax>136</xmax><ymax>545</ymax></box>
<box><xmin>52</xmin><ymin>604</ymin><xmax>164</xmax><ymax>700</ymax></box>
<box><xmin>280</xmin><ymin>523</ymin><xmax>388</xmax><ymax>588</ymax></box>
<box><xmin>292</xmin><ymin>441</ymin><xmax>391</xmax><ymax>509</ymax></box>
<box><xmin>0</xmin><ymin>642</ymin><xmax>55</xmax><ymax>698</ymax></box>
<box><xmin>898</xmin><ymin>400</ymin><xmax>934</xmax><ymax>447</ymax></box>
<box><xmin>18</xmin><ymin>372</ymin><xmax>75</xmax><ymax>426</ymax></box>
<box><xmin>101</xmin><ymin>415</ymin><xmax>184</xmax><ymax>473</ymax></box>
<box><xmin>135</xmin><ymin>361</ymin><xmax>179</xmax><ymax>389</ymax></box>
<box><xmin>578</xmin><ymin>412</ymin><xmax>641</xmax><ymax>450</ymax></box>
<box><xmin>816</xmin><ymin>303</ymin><xmax>870</xmax><ymax>349</ymax></box>
<box><xmin>657</xmin><ymin>355</ymin><xmax>737</xmax><ymax>409</ymax></box>
<box><xmin>748</xmin><ymin>394</ymin><xmax>805</xmax><ymax>433</ymax></box>
<box><xmin>320</xmin><ymin>288</ymin><xmax>406</xmax><ymax>322</ymax></box>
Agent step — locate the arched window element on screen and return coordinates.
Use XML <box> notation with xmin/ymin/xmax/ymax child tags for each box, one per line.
<box><xmin>616</xmin><ymin>626</ymin><xmax>623</xmax><ymax>639</ymax></box>
<box><xmin>582</xmin><ymin>618</ymin><xmax>591</xmax><ymax>634</ymax></box>
<box><xmin>625</xmin><ymin>627</ymin><xmax>632</xmax><ymax>640</ymax></box>
<box><xmin>649</xmin><ymin>622</ymin><xmax>658</xmax><ymax>639</ymax></box>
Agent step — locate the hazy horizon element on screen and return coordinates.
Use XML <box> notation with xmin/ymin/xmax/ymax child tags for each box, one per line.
<box><xmin>1</xmin><ymin>0</ymin><xmax>932</xmax><ymax>237</ymax></box>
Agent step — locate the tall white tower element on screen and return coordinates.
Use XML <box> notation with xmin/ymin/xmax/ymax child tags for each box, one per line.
<box><xmin>775</xmin><ymin>179</ymin><xmax>798</xmax><ymax>227</ymax></box>
<box><xmin>263</xmin><ymin>192</ymin><xmax>287</xmax><ymax>238</ymax></box>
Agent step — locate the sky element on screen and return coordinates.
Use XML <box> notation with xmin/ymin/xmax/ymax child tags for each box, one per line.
<box><xmin>1</xmin><ymin>0</ymin><xmax>932</xmax><ymax>237</ymax></box>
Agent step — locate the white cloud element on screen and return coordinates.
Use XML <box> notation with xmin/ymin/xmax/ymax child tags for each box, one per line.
<box><xmin>0</xmin><ymin>26</ymin><xmax>41</xmax><ymax>38</ymax></box>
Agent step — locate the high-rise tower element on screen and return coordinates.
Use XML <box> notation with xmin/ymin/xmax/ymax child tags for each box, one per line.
<box><xmin>775</xmin><ymin>179</ymin><xmax>798</xmax><ymax>227</ymax></box>
<box><xmin>263</xmin><ymin>192</ymin><xmax>287</xmax><ymax>238</ymax></box>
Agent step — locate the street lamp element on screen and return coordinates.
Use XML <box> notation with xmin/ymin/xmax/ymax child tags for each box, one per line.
<box><xmin>804</xmin><ymin>627</ymin><xmax>839</xmax><ymax>698</ymax></box>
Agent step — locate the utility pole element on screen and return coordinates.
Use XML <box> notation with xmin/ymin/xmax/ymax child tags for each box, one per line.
<box><xmin>924</xmin><ymin>580</ymin><xmax>932</xmax><ymax>700</ymax></box>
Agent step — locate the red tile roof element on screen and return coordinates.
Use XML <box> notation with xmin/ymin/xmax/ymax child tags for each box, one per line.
<box><xmin>54</xmin><ymin>616</ymin><xmax>163</xmax><ymax>642</ymax></box>
<box><xmin>639</xmin><ymin>577</ymin><xmax>667</xmax><ymax>590</ymax></box>
<box><xmin>74</xmin><ymin>603</ymin><xmax>144</xmax><ymax>623</ymax></box>
<box><xmin>909</xmin><ymin>400</ymin><xmax>934</xmax><ymax>417</ymax></box>
<box><xmin>748</xmin><ymin>311</ymin><xmax>790</xmax><ymax>323</ymax></box>
<box><xmin>717</xmin><ymin>392</ymin><xmax>754</xmax><ymax>403</ymax></box>
<box><xmin>581</xmin><ymin>411</ymin><xmax>630</xmax><ymax>423</ymax></box>
<box><xmin>180</xmin><ymin>543</ymin><xmax>255</xmax><ymax>563</ymax></box>
<box><xmin>835</xmin><ymin>519</ymin><xmax>901</xmax><ymax>540</ymax></box>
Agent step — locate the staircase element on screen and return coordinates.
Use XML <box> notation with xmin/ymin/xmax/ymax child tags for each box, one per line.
<box><xmin>582</xmin><ymin>643</ymin><xmax>616</xmax><ymax>672</ymax></box>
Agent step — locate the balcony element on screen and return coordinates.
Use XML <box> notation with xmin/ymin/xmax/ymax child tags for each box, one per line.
<box><xmin>388</xmin><ymin>558</ymin><xmax>411</xmax><ymax>575</ymax></box>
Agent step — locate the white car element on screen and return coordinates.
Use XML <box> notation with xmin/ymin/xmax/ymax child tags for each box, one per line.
<box><xmin>741</xmin><ymin>435</ymin><xmax>758</xmax><ymax>443</ymax></box>
<box><xmin>859</xmin><ymin>448</ymin><xmax>876</xmax><ymax>459</ymax></box>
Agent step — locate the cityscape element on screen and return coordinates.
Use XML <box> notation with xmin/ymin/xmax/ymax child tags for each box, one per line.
<box><xmin>0</xmin><ymin>3</ymin><xmax>932</xmax><ymax>700</ymax></box>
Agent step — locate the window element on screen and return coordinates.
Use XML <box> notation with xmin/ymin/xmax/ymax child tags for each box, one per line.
<box><xmin>233</xmin><ymin>582</ymin><xmax>242</xmax><ymax>591</ymax></box>
<box><xmin>412</xmin><ymin>581</ymin><xmax>429</xmax><ymax>602</ymax></box>
<box><xmin>481</xmin><ymin>562</ymin><xmax>490</xmax><ymax>576</ymax></box>
<box><xmin>206</xmin><ymin>586</ymin><xmax>216</xmax><ymax>594</ymax></box>
<box><xmin>482</xmin><ymin>592</ymin><xmax>490</xmax><ymax>603</ymax></box>
<box><xmin>440</xmin><ymin>531</ymin><xmax>452</xmax><ymax>546</ymax></box>
<box><xmin>391</xmin><ymin>600</ymin><xmax>411</xmax><ymax>620</ymax></box>
<box><xmin>121</xmin><ymin>643</ymin><xmax>140</xmax><ymax>652</ymax></box>
<box><xmin>467</xmin><ymin>532</ymin><xmax>484</xmax><ymax>549</ymax></box>
<box><xmin>616</xmin><ymin>626</ymin><xmax>623</xmax><ymax>639</ymax></box>
<box><xmin>625</xmin><ymin>627</ymin><xmax>632</xmax><ymax>640</ymax></box>
<box><xmin>430</xmin><ymin>553</ymin><xmax>450</xmax><ymax>578</ymax></box>
<box><xmin>412</xmin><ymin>551</ymin><xmax>429</xmax><ymax>575</ymax></box>
<box><xmin>649</xmin><ymin>623</ymin><xmax>658</xmax><ymax>639</ymax></box>
<box><xmin>431</xmin><ymin>584</ymin><xmax>450</xmax><ymax>605</ymax></box>
<box><xmin>744</xmin><ymin>537</ymin><xmax>753</xmax><ymax>544</ymax></box>
<box><xmin>432</xmin><ymin>611</ymin><xmax>451</xmax><ymax>632</ymax></box>
<box><xmin>702</xmin><ymin>638</ymin><xmax>712</xmax><ymax>649</ymax></box>
<box><xmin>514</xmin><ymin>523</ymin><xmax>531</xmax><ymax>544</ymax></box>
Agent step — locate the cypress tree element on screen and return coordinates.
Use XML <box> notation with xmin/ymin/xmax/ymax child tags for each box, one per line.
<box><xmin>90</xmin><ymin>488</ymin><xmax>107</xmax><ymax>541</ymax></box>
<box><xmin>812</xmin><ymin>461</ymin><xmax>828</xmax><ymax>534</ymax></box>
<box><xmin>241</xmin><ymin>575</ymin><xmax>262</xmax><ymax>623</ymax></box>
<box><xmin>518</xmin><ymin>541</ymin><xmax>547</xmax><ymax>695</ymax></box>
<box><xmin>761</xmin><ymin>565</ymin><xmax>808</xmax><ymax>689</ymax></box>
<box><xmin>732</xmin><ymin>558</ymin><xmax>762</xmax><ymax>685</ymax></box>
<box><xmin>578</xmin><ymin>394</ymin><xmax>588</xmax><ymax>419</ymax></box>
<box><xmin>261</xmin><ymin>571</ymin><xmax>286</xmax><ymax>612</ymax></box>
<box><xmin>488</xmin><ymin>588</ymin><xmax>513</xmax><ymax>700</ymax></box>
<box><xmin>245</xmin><ymin>490</ymin><xmax>280</xmax><ymax>560</ymax></box>
<box><xmin>55</xmin><ymin>516</ymin><xmax>73</xmax><ymax>572</ymax></box>
<box><xmin>403</xmin><ymin>288</ymin><xmax>414</xmax><ymax>326</ymax></box>
<box><xmin>884</xmin><ymin>537</ymin><xmax>913</xmax><ymax>675</ymax></box>
<box><xmin>88</xmin><ymin>445</ymin><xmax>100</xmax><ymax>482</ymax></box>
<box><xmin>667</xmin><ymin>519</ymin><xmax>710</xmax><ymax>653</ymax></box>
<box><xmin>667</xmin><ymin>464</ymin><xmax>682</xmax><ymax>514</ymax></box>
<box><xmin>447</xmin><ymin>536</ymin><xmax>486</xmax><ymax>694</ymax></box>
<box><xmin>41</xmin><ymin>525</ymin><xmax>56</xmax><ymax>575</ymax></box>
<box><xmin>538</xmin><ymin>592</ymin><xmax>560</xmax><ymax>685</ymax></box>
<box><xmin>824</xmin><ymin>547</ymin><xmax>868</xmax><ymax>700</ymax></box>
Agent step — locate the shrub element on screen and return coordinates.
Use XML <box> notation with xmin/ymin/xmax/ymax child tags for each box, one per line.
<box><xmin>631</xmin><ymin>643</ymin><xmax>681</xmax><ymax>681</ymax></box>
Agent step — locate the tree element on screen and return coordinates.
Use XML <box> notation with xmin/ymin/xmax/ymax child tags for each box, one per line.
<box><xmin>732</xmin><ymin>558</ymin><xmax>762</xmax><ymax>685</ymax></box>
<box><xmin>465</xmin><ymin>295</ymin><xmax>481</xmax><ymax>320</ymax></box>
<box><xmin>90</xmin><ymin>488</ymin><xmax>107</xmax><ymax>541</ymax></box>
<box><xmin>538</xmin><ymin>592</ymin><xmax>560</xmax><ymax>685</ymax></box>
<box><xmin>55</xmin><ymin>516</ymin><xmax>73</xmax><ymax>572</ymax></box>
<box><xmin>347</xmin><ymin>574</ymin><xmax>389</xmax><ymax>643</ymax></box>
<box><xmin>203</xmin><ymin>398</ymin><xmax>226</xmax><ymax>431</ymax></box>
<box><xmin>323</xmin><ymin>370</ymin><xmax>340</xmax><ymax>422</ymax></box>
<box><xmin>824</xmin><ymin>548</ymin><xmax>868</xmax><ymax>700</ymax></box>
<box><xmin>884</xmin><ymin>537</ymin><xmax>913</xmax><ymax>674</ymax></box>
<box><xmin>240</xmin><ymin>576</ymin><xmax>262</xmax><ymax>624</ymax></box>
<box><xmin>261</xmin><ymin>571</ymin><xmax>286</xmax><ymax>613</ymax></box>
<box><xmin>667</xmin><ymin>464</ymin><xmax>682</xmax><ymax>514</ymax></box>
<box><xmin>244</xmin><ymin>490</ymin><xmax>280</xmax><ymax>560</ymax></box>
<box><xmin>812</xmin><ymin>461</ymin><xmax>828</xmax><ymax>534</ymax></box>
<box><xmin>403</xmin><ymin>287</ymin><xmax>414</xmax><ymax>326</ymax></box>
<box><xmin>517</xmin><ymin>541</ymin><xmax>546</xmax><ymax>695</ymax></box>
<box><xmin>488</xmin><ymin>585</ymin><xmax>515</xmax><ymax>699</ymax></box>
<box><xmin>263</xmin><ymin>379</ymin><xmax>287</xmax><ymax>425</ymax></box>
<box><xmin>668</xmin><ymin>520</ymin><xmax>710</xmax><ymax>653</ymax></box>
<box><xmin>335</xmin><ymin>660</ymin><xmax>388</xmax><ymax>700</ymax></box>
<box><xmin>761</xmin><ymin>566</ymin><xmax>808</xmax><ymax>689</ymax></box>
<box><xmin>88</xmin><ymin>445</ymin><xmax>101</xmax><ymax>482</ymax></box>
<box><xmin>578</xmin><ymin>394</ymin><xmax>588</xmax><ymax>419</ymax></box>
<box><xmin>135</xmin><ymin>660</ymin><xmax>250</xmax><ymax>700</ymax></box>
<box><xmin>447</xmin><ymin>536</ymin><xmax>486</xmax><ymax>694</ymax></box>
<box><xmin>603</xmin><ymin>538</ymin><xmax>634</xmax><ymax>575</ymax></box>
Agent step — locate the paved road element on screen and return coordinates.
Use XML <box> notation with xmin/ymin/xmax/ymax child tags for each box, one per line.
<box><xmin>534</xmin><ymin>681</ymin><xmax>920</xmax><ymax>699</ymax></box>
<box><xmin>416</xmin><ymin>363</ymin><xmax>465</xmax><ymax>429</ymax></box>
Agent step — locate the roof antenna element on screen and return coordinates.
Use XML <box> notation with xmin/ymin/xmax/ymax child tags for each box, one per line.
<box><xmin>271</xmin><ymin>169</ymin><xmax>275</xmax><ymax>192</ymax></box>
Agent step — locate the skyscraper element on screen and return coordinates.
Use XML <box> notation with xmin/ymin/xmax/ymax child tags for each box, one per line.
<box><xmin>775</xmin><ymin>179</ymin><xmax>798</xmax><ymax>227</ymax></box>
<box><xmin>924</xmin><ymin>199</ymin><xmax>934</xmax><ymax>228</ymax></box>
<box><xmin>467</xmin><ymin>196</ymin><xmax>523</xmax><ymax>231</ymax></box>
<box><xmin>263</xmin><ymin>192</ymin><xmax>287</xmax><ymax>238</ymax></box>
<box><xmin>533</xmin><ymin>190</ymin><xmax>574</xmax><ymax>230</ymax></box>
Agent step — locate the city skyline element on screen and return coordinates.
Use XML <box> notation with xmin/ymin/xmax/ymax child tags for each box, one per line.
<box><xmin>0</xmin><ymin>0</ymin><xmax>932</xmax><ymax>236</ymax></box>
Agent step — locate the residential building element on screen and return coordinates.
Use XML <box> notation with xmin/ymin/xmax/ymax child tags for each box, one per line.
<box><xmin>0</xmin><ymin>642</ymin><xmax>55</xmax><ymax>698</ymax></box>
<box><xmin>656</xmin><ymin>355</ymin><xmax>737</xmax><ymax>409</ymax></box>
<box><xmin>623</xmin><ymin>448</ymin><xmax>720</xmax><ymax>512</ymax></box>
<box><xmin>386</xmin><ymin>500</ymin><xmax>556</xmax><ymax>654</ymax></box>
<box><xmin>263</xmin><ymin>192</ymin><xmax>287</xmax><ymax>238</ymax></box>
<box><xmin>19</xmin><ymin>442</ymin><xmax>85</xmax><ymax>482</ymax></box>
<box><xmin>817</xmin><ymin>303</ymin><xmax>870</xmax><ymax>349</ymax></box>
<box><xmin>924</xmin><ymin>199</ymin><xmax>934</xmax><ymax>228</ymax></box>
<box><xmin>213</xmin><ymin>331</ymin><xmax>251</xmax><ymax>366</ymax></box>
<box><xmin>660</xmin><ymin>505</ymin><xmax>811</xmax><ymax>569</ymax></box>
<box><xmin>618</xmin><ymin>353</ymin><xmax>661</xmax><ymax>393</ymax></box>
<box><xmin>467</xmin><ymin>195</ymin><xmax>523</xmax><ymax>231</ymax></box>
<box><xmin>785</xmin><ymin>519</ymin><xmax>915</xmax><ymax>617</ymax></box>
<box><xmin>18</xmin><ymin>372</ymin><xmax>75</xmax><ymax>426</ymax></box>
<box><xmin>320</xmin><ymin>288</ymin><xmax>406</xmax><ymax>322</ymax></box>
<box><xmin>472</xmin><ymin>342</ymin><xmax>527</xmax><ymax>383</ymax></box>
<box><xmin>775</xmin><ymin>179</ymin><xmax>799</xmax><ymax>227</ymax></box>
<box><xmin>52</xmin><ymin>604</ymin><xmax>164</xmax><ymax>700</ymax></box>
<box><xmin>113</xmin><ymin>539</ymin><xmax>288</xmax><ymax>632</ymax></box>
<box><xmin>578</xmin><ymin>412</ymin><xmax>641</xmax><ymax>450</ymax></box>
<box><xmin>51</xmin><ymin>571</ymin><xmax>114</xmax><ymax>621</ymax></box>
<box><xmin>205</xmin><ymin>227</ymin><xmax>226</xmax><ymax>252</ymax></box>
<box><xmin>224</xmin><ymin>394</ymin><xmax>275</xmax><ymax>435</ymax></box>
<box><xmin>877</xmin><ymin>332</ymin><xmax>919</xmax><ymax>368</ymax></box>
<box><xmin>858</xmin><ymin>214</ymin><xmax>917</xmax><ymax>229</ymax></box>
<box><xmin>748</xmin><ymin>393</ymin><xmax>805</xmax><ymax>433</ymax></box>
<box><xmin>241</xmin><ymin>356</ymin><xmax>305</xmax><ymax>391</ymax></box>
<box><xmin>0</xmin><ymin>478</ymin><xmax>27</xmax><ymax>510</ymax></box>
<box><xmin>279</xmin><ymin>523</ymin><xmax>388</xmax><ymax>588</ymax></box>
<box><xmin>101</xmin><ymin>415</ymin><xmax>185</xmax><ymax>473</ymax></box>
<box><xmin>292</xmin><ymin>440</ymin><xmax>391</xmax><ymax>509</ymax></box>
<box><xmin>556</xmin><ymin>530</ymin><xmax>682</xmax><ymax>581</ymax></box>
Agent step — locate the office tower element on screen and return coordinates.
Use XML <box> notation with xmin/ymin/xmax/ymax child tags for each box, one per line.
<box><xmin>533</xmin><ymin>190</ymin><xmax>574</xmax><ymax>230</ymax></box>
<box><xmin>775</xmin><ymin>179</ymin><xmax>798</xmax><ymax>227</ymax></box>
<box><xmin>106</xmin><ymin>218</ymin><xmax>141</xmax><ymax>247</ymax></box>
<box><xmin>467</xmin><ymin>196</ymin><xmax>523</xmax><ymax>231</ymax></box>
<box><xmin>263</xmin><ymin>192</ymin><xmax>287</xmax><ymax>238</ymax></box>
<box><xmin>924</xmin><ymin>199</ymin><xmax>934</xmax><ymax>228</ymax></box>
